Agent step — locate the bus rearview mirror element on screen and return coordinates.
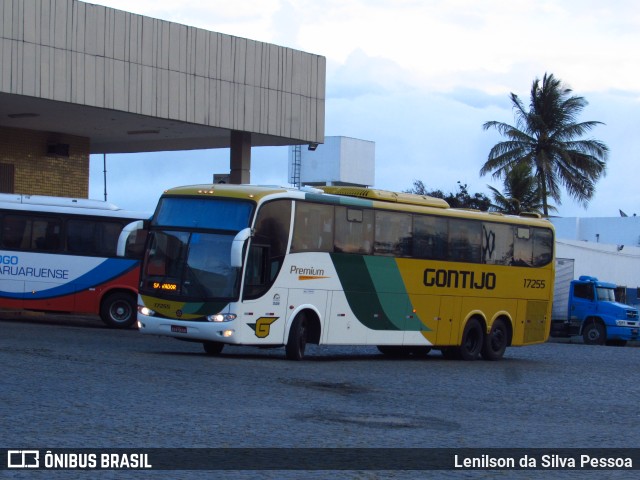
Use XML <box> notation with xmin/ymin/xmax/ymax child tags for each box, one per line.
<box><xmin>230</xmin><ymin>228</ymin><xmax>252</xmax><ymax>267</ymax></box>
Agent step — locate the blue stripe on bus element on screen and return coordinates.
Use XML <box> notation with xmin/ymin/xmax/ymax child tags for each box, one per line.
<box><xmin>0</xmin><ymin>258</ymin><xmax>139</xmax><ymax>300</ymax></box>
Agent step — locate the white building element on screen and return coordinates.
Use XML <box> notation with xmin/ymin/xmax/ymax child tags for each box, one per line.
<box><xmin>550</xmin><ymin>216</ymin><xmax>640</xmax><ymax>304</ymax></box>
<box><xmin>288</xmin><ymin>136</ymin><xmax>375</xmax><ymax>188</ymax></box>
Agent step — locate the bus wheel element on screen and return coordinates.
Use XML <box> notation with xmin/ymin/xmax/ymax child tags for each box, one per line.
<box><xmin>459</xmin><ymin>318</ymin><xmax>483</xmax><ymax>360</ymax></box>
<box><xmin>583</xmin><ymin>321</ymin><xmax>606</xmax><ymax>345</ymax></box>
<box><xmin>481</xmin><ymin>318</ymin><xmax>508</xmax><ymax>361</ymax></box>
<box><xmin>285</xmin><ymin>313</ymin><xmax>308</xmax><ymax>360</ymax></box>
<box><xmin>203</xmin><ymin>341</ymin><xmax>224</xmax><ymax>356</ymax></box>
<box><xmin>100</xmin><ymin>292</ymin><xmax>136</xmax><ymax>328</ymax></box>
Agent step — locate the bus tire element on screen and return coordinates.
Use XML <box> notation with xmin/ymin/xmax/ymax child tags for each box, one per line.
<box><xmin>100</xmin><ymin>291</ymin><xmax>136</xmax><ymax>328</ymax></box>
<box><xmin>481</xmin><ymin>318</ymin><xmax>509</xmax><ymax>361</ymax></box>
<box><xmin>203</xmin><ymin>341</ymin><xmax>224</xmax><ymax>356</ymax></box>
<box><xmin>583</xmin><ymin>321</ymin><xmax>606</xmax><ymax>345</ymax></box>
<box><xmin>459</xmin><ymin>318</ymin><xmax>483</xmax><ymax>360</ymax></box>
<box><xmin>285</xmin><ymin>313</ymin><xmax>308</xmax><ymax>360</ymax></box>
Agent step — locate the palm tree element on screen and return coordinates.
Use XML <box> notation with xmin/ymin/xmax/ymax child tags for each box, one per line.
<box><xmin>480</xmin><ymin>73</ymin><xmax>608</xmax><ymax>216</ymax></box>
<box><xmin>487</xmin><ymin>162</ymin><xmax>552</xmax><ymax>215</ymax></box>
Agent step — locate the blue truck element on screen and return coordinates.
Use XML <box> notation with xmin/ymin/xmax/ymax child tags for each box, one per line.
<box><xmin>550</xmin><ymin>271</ymin><xmax>640</xmax><ymax>346</ymax></box>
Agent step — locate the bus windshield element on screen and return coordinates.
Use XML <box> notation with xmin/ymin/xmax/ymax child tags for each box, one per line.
<box><xmin>152</xmin><ymin>197</ymin><xmax>253</xmax><ymax>231</ymax></box>
<box><xmin>143</xmin><ymin>230</ymin><xmax>240</xmax><ymax>300</ymax></box>
<box><xmin>142</xmin><ymin>197</ymin><xmax>255</xmax><ymax>300</ymax></box>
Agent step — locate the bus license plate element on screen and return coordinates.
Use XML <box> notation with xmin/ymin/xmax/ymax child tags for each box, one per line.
<box><xmin>171</xmin><ymin>325</ymin><xmax>187</xmax><ymax>334</ymax></box>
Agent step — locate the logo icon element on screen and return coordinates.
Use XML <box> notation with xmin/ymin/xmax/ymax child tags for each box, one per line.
<box><xmin>249</xmin><ymin>317</ymin><xmax>278</xmax><ymax>338</ymax></box>
<box><xmin>7</xmin><ymin>450</ymin><xmax>40</xmax><ymax>468</ymax></box>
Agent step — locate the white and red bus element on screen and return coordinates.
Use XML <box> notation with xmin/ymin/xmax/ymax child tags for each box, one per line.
<box><xmin>0</xmin><ymin>194</ymin><xmax>147</xmax><ymax>328</ymax></box>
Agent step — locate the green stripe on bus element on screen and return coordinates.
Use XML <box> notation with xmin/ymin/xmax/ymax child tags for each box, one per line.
<box><xmin>363</xmin><ymin>256</ymin><xmax>428</xmax><ymax>332</ymax></box>
<box><xmin>330</xmin><ymin>253</ymin><xmax>399</xmax><ymax>330</ymax></box>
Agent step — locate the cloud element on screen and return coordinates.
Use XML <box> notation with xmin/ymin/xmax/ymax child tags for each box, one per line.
<box><xmin>326</xmin><ymin>49</ymin><xmax>416</xmax><ymax>99</ymax></box>
<box><xmin>85</xmin><ymin>0</ymin><xmax>640</xmax><ymax>220</ymax></box>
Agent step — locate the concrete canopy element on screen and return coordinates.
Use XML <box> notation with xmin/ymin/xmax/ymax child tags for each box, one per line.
<box><xmin>0</xmin><ymin>0</ymin><xmax>326</xmax><ymax>181</ymax></box>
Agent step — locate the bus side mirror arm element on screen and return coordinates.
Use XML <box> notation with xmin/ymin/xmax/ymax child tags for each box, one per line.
<box><xmin>230</xmin><ymin>228</ymin><xmax>252</xmax><ymax>267</ymax></box>
<box><xmin>117</xmin><ymin>220</ymin><xmax>145</xmax><ymax>257</ymax></box>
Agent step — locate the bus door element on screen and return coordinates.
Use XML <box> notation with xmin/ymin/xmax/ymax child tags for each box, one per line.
<box><xmin>241</xmin><ymin>241</ymin><xmax>291</xmax><ymax>345</ymax></box>
<box><xmin>409</xmin><ymin>294</ymin><xmax>441</xmax><ymax>346</ymax></box>
<box><xmin>436</xmin><ymin>296</ymin><xmax>461</xmax><ymax>345</ymax></box>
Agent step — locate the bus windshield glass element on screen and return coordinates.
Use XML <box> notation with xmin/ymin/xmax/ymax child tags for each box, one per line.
<box><xmin>152</xmin><ymin>197</ymin><xmax>253</xmax><ymax>231</ymax></box>
<box><xmin>143</xmin><ymin>230</ymin><xmax>240</xmax><ymax>300</ymax></box>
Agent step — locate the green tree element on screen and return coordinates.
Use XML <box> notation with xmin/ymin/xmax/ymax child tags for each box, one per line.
<box><xmin>406</xmin><ymin>180</ymin><xmax>490</xmax><ymax>211</ymax></box>
<box><xmin>481</xmin><ymin>73</ymin><xmax>608</xmax><ymax>216</ymax></box>
<box><xmin>487</xmin><ymin>163</ymin><xmax>553</xmax><ymax>215</ymax></box>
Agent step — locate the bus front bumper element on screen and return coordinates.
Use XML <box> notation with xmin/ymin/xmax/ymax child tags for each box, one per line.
<box><xmin>137</xmin><ymin>314</ymin><xmax>240</xmax><ymax>344</ymax></box>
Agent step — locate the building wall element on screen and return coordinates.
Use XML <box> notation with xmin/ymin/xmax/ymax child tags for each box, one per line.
<box><xmin>0</xmin><ymin>126</ymin><xmax>89</xmax><ymax>197</ymax></box>
<box><xmin>551</xmin><ymin>216</ymin><xmax>640</xmax><ymax>247</ymax></box>
<box><xmin>556</xmin><ymin>239</ymin><xmax>640</xmax><ymax>289</ymax></box>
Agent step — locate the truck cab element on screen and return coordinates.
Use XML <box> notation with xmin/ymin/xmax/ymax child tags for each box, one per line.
<box><xmin>569</xmin><ymin>276</ymin><xmax>640</xmax><ymax>345</ymax></box>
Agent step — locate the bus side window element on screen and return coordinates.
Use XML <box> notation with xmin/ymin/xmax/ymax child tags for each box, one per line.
<box><xmin>513</xmin><ymin>227</ymin><xmax>533</xmax><ymax>266</ymax></box>
<box><xmin>481</xmin><ymin>222</ymin><xmax>514</xmax><ymax>265</ymax></box>
<box><xmin>66</xmin><ymin>220</ymin><xmax>96</xmax><ymax>254</ymax></box>
<box><xmin>291</xmin><ymin>202</ymin><xmax>333</xmax><ymax>253</ymax></box>
<box><xmin>1</xmin><ymin>215</ymin><xmax>29</xmax><ymax>249</ymax></box>
<box><xmin>532</xmin><ymin>227</ymin><xmax>553</xmax><ymax>266</ymax></box>
<box><xmin>374</xmin><ymin>211</ymin><xmax>412</xmax><ymax>257</ymax></box>
<box><xmin>413</xmin><ymin>215</ymin><xmax>448</xmax><ymax>260</ymax></box>
<box><xmin>334</xmin><ymin>206</ymin><xmax>373</xmax><ymax>254</ymax></box>
<box><xmin>448</xmin><ymin>219</ymin><xmax>481</xmax><ymax>263</ymax></box>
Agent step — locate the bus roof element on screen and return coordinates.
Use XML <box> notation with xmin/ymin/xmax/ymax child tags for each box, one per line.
<box><xmin>319</xmin><ymin>186</ymin><xmax>450</xmax><ymax>209</ymax></box>
<box><xmin>160</xmin><ymin>184</ymin><xmax>553</xmax><ymax>228</ymax></box>
<box><xmin>0</xmin><ymin>193</ymin><xmax>148</xmax><ymax>219</ymax></box>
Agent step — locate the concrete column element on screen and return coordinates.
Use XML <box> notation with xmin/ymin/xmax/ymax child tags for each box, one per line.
<box><xmin>230</xmin><ymin>131</ymin><xmax>251</xmax><ymax>184</ymax></box>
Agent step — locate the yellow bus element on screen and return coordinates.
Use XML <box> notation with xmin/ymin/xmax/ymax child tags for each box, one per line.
<box><xmin>137</xmin><ymin>184</ymin><xmax>554</xmax><ymax>360</ymax></box>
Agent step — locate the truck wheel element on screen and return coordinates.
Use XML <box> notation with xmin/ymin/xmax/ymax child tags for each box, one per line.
<box><xmin>459</xmin><ymin>318</ymin><xmax>483</xmax><ymax>360</ymax></box>
<box><xmin>285</xmin><ymin>313</ymin><xmax>308</xmax><ymax>360</ymax></box>
<box><xmin>582</xmin><ymin>321</ymin><xmax>606</xmax><ymax>345</ymax></box>
<box><xmin>203</xmin><ymin>341</ymin><xmax>224</xmax><ymax>356</ymax></box>
<box><xmin>100</xmin><ymin>292</ymin><xmax>136</xmax><ymax>328</ymax></box>
<box><xmin>481</xmin><ymin>318</ymin><xmax>508</xmax><ymax>360</ymax></box>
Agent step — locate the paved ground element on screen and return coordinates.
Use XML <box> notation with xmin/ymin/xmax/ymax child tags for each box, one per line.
<box><xmin>1</xmin><ymin>311</ymin><xmax>639</xmax><ymax>479</ymax></box>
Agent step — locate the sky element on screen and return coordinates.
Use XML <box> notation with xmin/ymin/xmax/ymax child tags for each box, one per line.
<box><xmin>87</xmin><ymin>0</ymin><xmax>640</xmax><ymax>218</ymax></box>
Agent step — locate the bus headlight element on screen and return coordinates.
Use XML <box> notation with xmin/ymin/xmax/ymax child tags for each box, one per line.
<box><xmin>138</xmin><ymin>306</ymin><xmax>155</xmax><ymax>317</ymax></box>
<box><xmin>207</xmin><ymin>313</ymin><xmax>237</xmax><ymax>322</ymax></box>
<box><xmin>222</xmin><ymin>329</ymin><xmax>234</xmax><ymax>337</ymax></box>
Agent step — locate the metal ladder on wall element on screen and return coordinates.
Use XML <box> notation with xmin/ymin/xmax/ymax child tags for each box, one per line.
<box><xmin>291</xmin><ymin>144</ymin><xmax>302</xmax><ymax>188</ymax></box>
